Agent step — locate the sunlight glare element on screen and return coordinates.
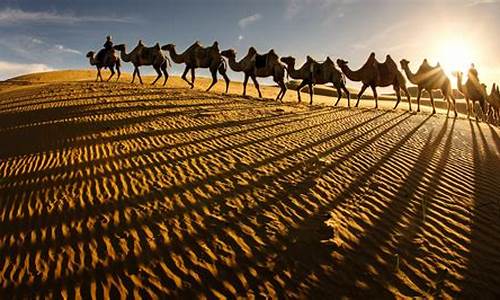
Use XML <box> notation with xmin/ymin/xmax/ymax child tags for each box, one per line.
<box><xmin>435</xmin><ymin>38</ymin><xmax>475</xmax><ymax>76</ymax></box>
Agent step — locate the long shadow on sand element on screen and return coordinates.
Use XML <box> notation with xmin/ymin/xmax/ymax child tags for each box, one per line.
<box><xmin>2</xmin><ymin>83</ymin><xmax>499</xmax><ymax>298</ymax></box>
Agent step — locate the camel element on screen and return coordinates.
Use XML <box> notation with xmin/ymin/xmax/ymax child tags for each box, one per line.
<box><xmin>113</xmin><ymin>40</ymin><xmax>169</xmax><ymax>86</ymax></box>
<box><xmin>280</xmin><ymin>56</ymin><xmax>350</xmax><ymax>106</ymax></box>
<box><xmin>486</xmin><ymin>83</ymin><xmax>500</xmax><ymax>123</ymax></box>
<box><xmin>337</xmin><ymin>53</ymin><xmax>411</xmax><ymax>110</ymax></box>
<box><xmin>221</xmin><ymin>47</ymin><xmax>287</xmax><ymax>101</ymax></box>
<box><xmin>454</xmin><ymin>68</ymin><xmax>487</xmax><ymax>120</ymax></box>
<box><xmin>400</xmin><ymin>59</ymin><xmax>457</xmax><ymax>116</ymax></box>
<box><xmin>161</xmin><ymin>41</ymin><xmax>230</xmax><ymax>93</ymax></box>
<box><xmin>86</xmin><ymin>50</ymin><xmax>121</xmax><ymax>82</ymax></box>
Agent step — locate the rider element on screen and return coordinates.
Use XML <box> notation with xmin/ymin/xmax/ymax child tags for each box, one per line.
<box><xmin>104</xmin><ymin>35</ymin><xmax>113</xmax><ymax>51</ymax></box>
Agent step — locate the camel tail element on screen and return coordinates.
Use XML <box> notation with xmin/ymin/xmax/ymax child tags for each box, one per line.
<box><xmin>166</xmin><ymin>57</ymin><xmax>172</xmax><ymax>68</ymax></box>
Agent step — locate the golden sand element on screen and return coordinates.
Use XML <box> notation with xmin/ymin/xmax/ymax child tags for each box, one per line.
<box><xmin>0</xmin><ymin>70</ymin><xmax>499</xmax><ymax>298</ymax></box>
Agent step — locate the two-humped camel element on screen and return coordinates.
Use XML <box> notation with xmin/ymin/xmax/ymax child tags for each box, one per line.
<box><xmin>161</xmin><ymin>41</ymin><xmax>230</xmax><ymax>93</ymax></box>
<box><xmin>400</xmin><ymin>59</ymin><xmax>457</xmax><ymax>116</ymax></box>
<box><xmin>86</xmin><ymin>49</ymin><xmax>121</xmax><ymax>82</ymax></box>
<box><xmin>337</xmin><ymin>53</ymin><xmax>411</xmax><ymax>110</ymax></box>
<box><xmin>454</xmin><ymin>67</ymin><xmax>488</xmax><ymax>120</ymax></box>
<box><xmin>221</xmin><ymin>47</ymin><xmax>287</xmax><ymax>101</ymax></box>
<box><xmin>280</xmin><ymin>55</ymin><xmax>350</xmax><ymax>106</ymax></box>
<box><xmin>114</xmin><ymin>40</ymin><xmax>169</xmax><ymax>86</ymax></box>
<box><xmin>486</xmin><ymin>83</ymin><xmax>500</xmax><ymax>123</ymax></box>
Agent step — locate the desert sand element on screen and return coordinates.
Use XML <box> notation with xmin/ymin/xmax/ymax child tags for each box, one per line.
<box><xmin>0</xmin><ymin>70</ymin><xmax>499</xmax><ymax>298</ymax></box>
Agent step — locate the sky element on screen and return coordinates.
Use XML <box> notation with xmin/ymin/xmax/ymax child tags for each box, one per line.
<box><xmin>0</xmin><ymin>0</ymin><xmax>499</xmax><ymax>89</ymax></box>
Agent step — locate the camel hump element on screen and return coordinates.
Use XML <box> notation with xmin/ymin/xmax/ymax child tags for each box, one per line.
<box><xmin>138</xmin><ymin>40</ymin><xmax>144</xmax><ymax>46</ymax></box>
<box><xmin>154</xmin><ymin>43</ymin><xmax>160</xmax><ymax>49</ymax></box>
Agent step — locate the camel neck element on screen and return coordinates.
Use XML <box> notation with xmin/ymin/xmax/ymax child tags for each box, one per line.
<box><xmin>227</xmin><ymin>56</ymin><xmax>244</xmax><ymax>72</ymax></box>
<box><xmin>402</xmin><ymin>65</ymin><xmax>418</xmax><ymax>85</ymax></box>
<box><xmin>168</xmin><ymin>48</ymin><xmax>185</xmax><ymax>64</ymax></box>
<box><xmin>285</xmin><ymin>62</ymin><xmax>303</xmax><ymax>80</ymax></box>
<box><xmin>340</xmin><ymin>65</ymin><xmax>363</xmax><ymax>82</ymax></box>
<box><xmin>118</xmin><ymin>49</ymin><xmax>132</xmax><ymax>62</ymax></box>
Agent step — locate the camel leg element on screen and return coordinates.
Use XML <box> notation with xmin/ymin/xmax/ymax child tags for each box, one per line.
<box><xmin>403</xmin><ymin>86</ymin><xmax>411</xmax><ymax>111</ymax></box>
<box><xmin>341</xmin><ymin>83</ymin><xmax>350</xmax><ymax>108</ymax></box>
<box><xmin>370</xmin><ymin>85</ymin><xmax>378</xmax><ymax>109</ymax></box>
<box><xmin>190</xmin><ymin>67</ymin><xmax>196</xmax><ymax>89</ymax></box>
<box><xmin>181</xmin><ymin>66</ymin><xmax>192</xmax><ymax>88</ymax></box>
<box><xmin>334</xmin><ymin>83</ymin><xmax>342</xmax><ymax>106</ymax></box>
<box><xmin>393</xmin><ymin>86</ymin><xmax>402</xmax><ymax>110</ymax></box>
<box><xmin>116</xmin><ymin>64</ymin><xmax>121</xmax><ymax>82</ymax></box>
<box><xmin>151</xmin><ymin>66</ymin><xmax>162</xmax><ymax>85</ymax></box>
<box><xmin>218</xmin><ymin>64</ymin><xmax>230</xmax><ymax>94</ymax></box>
<box><xmin>445</xmin><ymin>89</ymin><xmax>457</xmax><ymax>117</ymax></box>
<box><xmin>249</xmin><ymin>75</ymin><xmax>262</xmax><ymax>98</ymax></box>
<box><xmin>131</xmin><ymin>68</ymin><xmax>136</xmax><ymax>84</ymax></box>
<box><xmin>206</xmin><ymin>67</ymin><xmax>218</xmax><ymax>92</ymax></box>
<box><xmin>296</xmin><ymin>80</ymin><xmax>308</xmax><ymax>103</ymax></box>
<box><xmin>465</xmin><ymin>97</ymin><xmax>471</xmax><ymax>118</ymax></box>
<box><xmin>136</xmin><ymin>67</ymin><xmax>143</xmax><ymax>85</ymax></box>
<box><xmin>416</xmin><ymin>88</ymin><xmax>422</xmax><ymax>113</ymax></box>
<box><xmin>95</xmin><ymin>68</ymin><xmax>101</xmax><ymax>82</ymax></box>
<box><xmin>243</xmin><ymin>74</ymin><xmax>249</xmax><ymax>96</ymax></box>
<box><xmin>308</xmin><ymin>83</ymin><xmax>313</xmax><ymax>105</ymax></box>
<box><xmin>429</xmin><ymin>90</ymin><xmax>436</xmax><ymax>115</ymax></box>
<box><xmin>106</xmin><ymin>65</ymin><xmax>115</xmax><ymax>82</ymax></box>
<box><xmin>252</xmin><ymin>75</ymin><xmax>262</xmax><ymax>98</ymax></box>
<box><xmin>279</xmin><ymin>80</ymin><xmax>287</xmax><ymax>102</ymax></box>
<box><xmin>161</xmin><ymin>63</ymin><xmax>169</xmax><ymax>86</ymax></box>
<box><xmin>356</xmin><ymin>84</ymin><xmax>369</xmax><ymax>108</ymax></box>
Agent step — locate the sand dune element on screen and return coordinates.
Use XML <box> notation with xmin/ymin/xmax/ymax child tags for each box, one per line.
<box><xmin>0</xmin><ymin>70</ymin><xmax>499</xmax><ymax>298</ymax></box>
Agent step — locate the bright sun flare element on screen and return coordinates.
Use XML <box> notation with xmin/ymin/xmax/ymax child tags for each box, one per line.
<box><xmin>435</xmin><ymin>38</ymin><xmax>475</xmax><ymax>76</ymax></box>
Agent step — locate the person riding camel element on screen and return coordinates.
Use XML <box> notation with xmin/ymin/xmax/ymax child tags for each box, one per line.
<box><xmin>96</xmin><ymin>35</ymin><xmax>114</xmax><ymax>63</ymax></box>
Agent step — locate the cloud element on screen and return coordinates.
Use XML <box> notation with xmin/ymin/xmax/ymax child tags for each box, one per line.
<box><xmin>0</xmin><ymin>60</ymin><xmax>52</xmax><ymax>80</ymax></box>
<box><xmin>285</xmin><ymin>0</ymin><xmax>358</xmax><ymax>19</ymax></box>
<box><xmin>53</xmin><ymin>44</ymin><xmax>82</xmax><ymax>55</ymax></box>
<box><xmin>238</xmin><ymin>35</ymin><xmax>244</xmax><ymax>41</ymax></box>
<box><xmin>0</xmin><ymin>8</ymin><xmax>133</xmax><ymax>25</ymax></box>
<box><xmin>467</xmin><ymin>0</ymin><xmax>499</xmax><ymax>5</ymax></box>
<box><xmin>238</xmin><ymin>13</ymin><xmax>262</xmax><ymax>28</ymax></box>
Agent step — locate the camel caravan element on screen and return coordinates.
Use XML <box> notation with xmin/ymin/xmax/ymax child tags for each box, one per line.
<box><xmin>87</xmin><ymin>37</ymin><xmax>500</xmax><ymax>124</ymax></box>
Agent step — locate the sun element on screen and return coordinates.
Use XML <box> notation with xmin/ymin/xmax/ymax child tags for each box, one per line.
<box><xmin>435</xmin><ymin>38</ymin><xmax>475</xmax><ymax>76</ymax></box>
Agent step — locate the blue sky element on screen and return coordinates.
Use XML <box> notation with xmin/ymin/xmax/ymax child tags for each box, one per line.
<box><xmin>0</xmin><ymin>0</ymin><xmax>499</xmax><ymax>87</ymax></box>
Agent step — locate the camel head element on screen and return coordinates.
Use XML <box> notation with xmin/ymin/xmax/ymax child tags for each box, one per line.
<box><xmin>161</xmin><ymin>44</ymin><xmax>175</xmax><ymax>51</ymax></box>
<box><xmin>337</xmin><ymin>58</ymin><xmax>348</xmax><ymax>67</ymax></box>
<box><xmin>86</xmin><ymin>51</ymin><xmax>95</xmax><ymax>58</ymax></box>
<box><xmin>113</xmin><ymin>44</ymin><xmax>126</xmax><ymax>52</ymax></box>
<box><xmin>400</xmin><ymin>59</ymin><xmax>410</xmax><ymax>68</ymax></box>
<box><xmin>220</xmin><ymin>49</ymin><xmax>236</xmax><ymax>59</ymax></box>
<box><xmin>280</xmin><ymin>56</ymin><xmax>295</xmax><ymax>66</ymax></box>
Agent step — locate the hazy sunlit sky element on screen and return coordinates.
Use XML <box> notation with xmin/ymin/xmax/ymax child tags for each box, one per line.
<box><xmin>0</xmin><ymin>0</ymin><xmax>499</xmax><ymax>88</ymax></box>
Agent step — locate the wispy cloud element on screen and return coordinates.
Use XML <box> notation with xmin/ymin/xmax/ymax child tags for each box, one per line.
<box><xmin>467</xmin><ymin>0</ymin><xmax>499</xmax><ymax>5</ymax></box>
<box><xmin>0</xmin><ymin>60</ymin><xmax>52</xmax><ymax>80</ymax></box>
<box><xmin>238</xmin><ymin>13</ymin><xmax>262</xmax><ymax>28</ymax></box>
<box><xmin>285</xmin><ymin>0</ymin><xmax>358</xmax><ymax>19</ymax></box>
<box><xmin>0</xmin><ymin>8</ymin><xmax>133</xmax><ymax>25</ymax></box>
<box><xmin>53</xmin><ymin>44</ymin><xmax>81</xmax><ymax>55</ymax></box>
